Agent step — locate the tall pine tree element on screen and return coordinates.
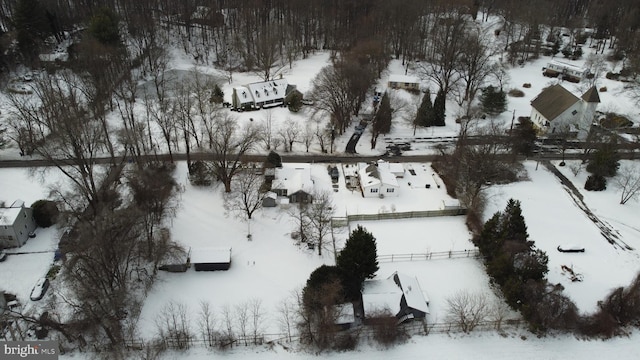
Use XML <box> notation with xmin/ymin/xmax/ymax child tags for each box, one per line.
<box><xmin>433</xmin><ymin>88</ymin><xmax>446</xmax><ymax>126</ymax></box>
<box><xmin>336</xmin><ymin>226</ymin><xmax>379</xmax><ymax>300</ymax></box>
<box><xmin>414</xmin><ymin>89</ymin><xmax>434</xmax><ymax>128</ymax></box>
<box><xmin>371</xmin><ymin>91</ymin><xmax>392</xmax><ymax>149</ymax></box>
<box><xmin>480</xmin><ymin>86</ymin><xmax>507</xmax><ymax>116</ymax></box>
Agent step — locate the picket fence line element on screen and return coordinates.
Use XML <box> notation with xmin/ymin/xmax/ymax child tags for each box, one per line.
<box><xmin>119</xmin><ymin>318</ymin><xmax>524</xmax><ymax>352</ymax></box>
<box><xmin>377</xmin><ymin>249</ymin><xmax>480</xmax><ymax>263</ymax></box>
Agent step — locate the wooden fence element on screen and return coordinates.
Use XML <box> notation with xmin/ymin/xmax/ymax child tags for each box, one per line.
<box><xmin>119</xmin><ymin>318</ymin><xmax>524</xmax><ymax>352</ymax></box>
<box><xmin>331</xmin><ymin>208</ymin><xmax>467</xmax><ymax>227</ymax></box>
<box><xmin>377</xmin><ymin>249</ymin><xmax>480</xmax><ymax>263</ymax></box>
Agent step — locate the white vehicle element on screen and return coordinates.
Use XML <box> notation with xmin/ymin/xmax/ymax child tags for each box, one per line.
<box><xmin>30</xmin><ymin>278</ymin><xmax>50</xmax><ymax>301</ymax></box>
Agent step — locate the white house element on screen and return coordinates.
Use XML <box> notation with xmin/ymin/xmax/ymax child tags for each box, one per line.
<box><xmin>530</xmin><ymin>84</ymin><xmax>600</xmax><ymax>139</ymax></box>
<box><xmin>542</xmin><ymin>60</ymin><xmax>589</xmax><ymax>83</ymax></box>
<box><xmin>232</xmin><ymin>79</ymin><xmax>289</xmax><ymax>110</ymax></box>
<box><xmin>0</xmin><ymin>200</ymin><xmax>37</xmax><ymax>248</ymax></box>
<box><xmin>271</xmin><ymin>164</ymin><xmax>314</xmax><ymax>204</ymax></box>
<box><xmin>358</xmin><ymin>161</ymin><xmax>400</xmax><ymax>198</ymax></box>
<box><xmin>388</xmin><ymin>74</ymin><xmax>420</xmax><ymax>91</ymax></box>
<box><xmin>361</xmin><ymin>272</ymin><xmax>430</xmax><ymax>323</ymax></box>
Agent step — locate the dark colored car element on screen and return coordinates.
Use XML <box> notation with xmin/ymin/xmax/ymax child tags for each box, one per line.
<box><xmin>30</xmin><ymin>278</ymin><xmax>50</xmax><ymax>301</ymax></box>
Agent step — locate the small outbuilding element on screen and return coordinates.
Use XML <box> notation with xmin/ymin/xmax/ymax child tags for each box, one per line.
<box><xmin>190</xmin><ymin>247</ymin><xmax>232</xmax><ymax>271</ymax></box>
<box><xmin>262</xmin><ymin>192</ymin><xmax>278</xmax><ymax>208</ymax></box>
<box><xmin>388</xmin><ymin>74</ymin><xmax>420</xmax><ymax>91</ymax></box>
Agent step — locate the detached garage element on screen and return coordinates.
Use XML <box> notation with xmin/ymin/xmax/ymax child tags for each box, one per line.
<box><xmin>190</xmin><ymin>247</ymin><xmax>232</xmax><ymax>271</ymax></box>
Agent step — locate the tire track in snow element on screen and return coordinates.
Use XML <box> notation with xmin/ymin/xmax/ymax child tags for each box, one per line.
<box><xmin>542</xmin><ymin>161</ymin><xmax>633</xmax><ymax>251</ymax></box>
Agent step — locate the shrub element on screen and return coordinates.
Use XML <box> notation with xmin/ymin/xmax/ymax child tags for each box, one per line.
<box><xmin>522</xmin><ymin>83</ymin><xmax>531</xmax><ymax>88</ymax></box>
<box><xmin>188</xmin><ymin>161</ymin><xmax>213</xmax><ymax>186</ymax></box>
<box><xmin>585</xmin><ymin>174</ymin><xmax>606</xmax><ymax>191</ymax></box>
<box><xmin>31</xmin><ymin>200</ymin><xmax>59</xmax><ymax>228</ymax></box>
<box><xmin>599</xmin><ymin>86</ymin><xmax>607</xmax><ymax>92</ymax></box>
<box><xmin>508</xmin><ymin>89</ymin><xmax>525</xmax><ymax>97</ymax></box>
<box><xmin>285</xmin><ymin>91</ymin><xmax>303</xmax><ymax>113</ymax></box>
<box><xmin>368</xmin><ymin>310</ymin><xmax>406</xmax><ymax>347</ymax></box>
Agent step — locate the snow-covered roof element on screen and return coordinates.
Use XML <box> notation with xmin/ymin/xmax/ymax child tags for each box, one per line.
<box><xmin>362</xmin><ymin>277</ymin><xmax>403</xmax><ymax>315</ymax></box>
<box><xmin>246</xmin><ymin>79</ymin><xmax>288</xmax><ymax>103</ymax></box>
<box><xmin>358</xmin><ymin>163</ymin><xmax>399</xmax><ymax>188</ymax></box>
<box><xmin>388</xmin><ymin>74</ymin><xmax>419</xmax><ymax>84</ymax></box>
<box><xmin>362</xmin><ymin>272</ymin><xmax>430</xmax><ymax>317</ymax></box>
<box><xmin>274</xmin><ymin>164</ymin><xmax>314</xmax><ymax>195</ymax></box>
<box><xmin>190</xmin><ymin>247</ymin><xmax>231</xmax><ymax>264</ymax></box>
<box><xmin>265</xmin><ymin>191</ymin><xmax>277</xmax><ymax>200</ymax></box>
<box><xmin>233</xmin><ymin>86</ymin><xmax>253</xmax><ymax>104</ymax></box>
<box><xmin>10</xmin><ymin>200</ymin><xmax>25</xmax><ymax>208</ymax></box>
<box><xmin>394</xmin><ymin>272</ymin><xmax>430</xmax><ymax>314</ymax></box>
<box><xmin>376</xmin><ymin>160</ymin><xmax>404</xmax><ymax>176</ymax></box>
<box><xmin>0</xmin><ymin>207</ymin><xmax>21</xmax><ymax>226</ymax></box>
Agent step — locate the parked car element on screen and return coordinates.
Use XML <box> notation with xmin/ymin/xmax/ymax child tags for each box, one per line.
<box><xmin>0</xmin><ymin>249</ymin><xmax>7</xmax><ymax>262</ymax></box>
<box><xmin>30</xmin><ymin>278</ymin><xmax>50</xmax><ymax>301</ymax></box>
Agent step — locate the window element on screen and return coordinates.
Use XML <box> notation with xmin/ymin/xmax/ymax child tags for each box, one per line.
<box><xmin>571</xmin><ymin>110</ymin><xmax>578</xmax><ymax>116</ymax></box>
<box><xmin>370</xmin><ymin>188</ymin><xmax>378</xmax><ymax>193</ymax></box>
<box><xmin>387</xmin><ymin>188</ymin><xmax>395</xmax><ymax>193</ymax></box>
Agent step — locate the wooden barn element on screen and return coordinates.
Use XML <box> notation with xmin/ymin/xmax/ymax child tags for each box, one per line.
<box><xmin>190</xmin><ymin>247</ymin><xmax>232</xmax><ymax>271</ymax></box>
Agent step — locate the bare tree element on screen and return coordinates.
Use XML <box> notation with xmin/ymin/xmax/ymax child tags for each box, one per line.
<box><xmin>249</xmin><ymin>298</ymin><xmax>265</xmax><ymax>345</ymax></box>
<box><xmin>301</xmin><ymin>122</ymin><xmax>315</xmax><ymax>152</ymax></box>
<box><xmin>223</xmin><ymin>168</ymin><xmax>266</xmax><ymax>237</ymax></box>
<box><xmin>614</xmin><ymin>163</ymin><xmax>640</xmax><ymax>204</ymax></box>
<box><xmin>235</xmin><ymin>302</ymin><xmax>249</xmax><ymax>345</ymax></box>
<box><xmin>259</xmin><ymin>109</ymin><xmax>277</xmax><ymax>151</ymax></box>
<box><xmin>253</xmin><ymin>24</ymin><xmax>286</xmax><ymax>81</ymax></box>
<box><xmin>155</xmin><ymin>301</ymin><xmax>193</xmax><ymax>349</ymax></box>
<box><xmin>207</xmin><ymin>114</ymin><xmax>260</xmax><ymax>192</ymax></box>
<box><xmin>7</xmin><ymin>71</ymin><xmax>116</xmax><ymax>215</ymax></box>
<box><xmin>197</xmin><ymin>300</ymin><xmax>218</xmax><ymax>347</ymax></box>
<box><xmin>221</xmin><ymin>304</ymin><xmax>236</xmax><ymax>347</ymax></box>
<box><xmin>308</xmin><ymin>61</ymin><xmax>375</xmax><ymax>134</ymax></box>
<box><xmin>277</xmin><ymin>294</ymin><xmax>298</xmax><ymax>342</ymax></box>
<box><xmin>278</xmin><ymin>117</ymin><xmax>301</xmax><ymax>152</ymax></box>
<box><xmin>306</xmin><ymin>191</ymin><xmax>336</xmax><ymax>257</ymax></box>
<box><xmin>445</xmin><ymin>290</ymin><xmax>490</xmax><ymax>333</ymax></box>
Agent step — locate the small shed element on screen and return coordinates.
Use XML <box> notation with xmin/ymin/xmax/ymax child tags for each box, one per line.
<box><xmin>361</xmin><ymin>272</ymin><xmax>429</xmax><ymax>323</ymax></box>
<box><xmin>262</xmin><ymin>192</ymin><xmax>277</xmax><ymax>208</ymax></box>
<box><xmin>190</xmin><ymin>247</ymin><xmax>232</xmax><ymax>271</ymax></box>
<box><xmin>388</xmin><ymin>74</ymin><xmax>420</xmax><ymax>91</ymax></box>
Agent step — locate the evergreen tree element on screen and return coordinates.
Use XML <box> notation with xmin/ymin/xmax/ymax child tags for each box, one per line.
<box><xmin>480</xmin><ymin>86</ymin><xmax>507</xmax><ymax>116</ymax></box>
<box><xmin>265</xmin><ymin>150</ymin><xmax>282</xmax><ymax>168</ymax></box>
<box><xmin>336</xmin><ymin>226</ymin><xmax>379</xmax><ymax>300</ymax></box>
<box><xmin>586</xmin><ymin>139</ymin><xmax>620</xmax><ymax>178</ymax></box>
<box><xmin>476</xmin><ymin>212</ymin><xmax>502</xmax><ymax>260</ymax></box>
<box><xmin>211</xmin><ymin>84</ymin><xmax>224</xmax><ymax>104</ymax></box>
<box><xmin>501</xmin><ymin>199</ymin><xmax>529</xmax><ymax>245</ymax></box>
<box><xmin>303</xmin><ymin>265</ymin><xmax>344</xmax><ymax>310</ymax></box>
<box><xmin>88</xmin><ymin>7</ymin><xmax>121</xmax><ymax>46</ymax></box>
<box><xmin>13</xmin><ymin>0</ymin><xmax>51</xmax><ymax>60</ymax></box>
<box><xmin>512</xmin><ymin>118</ymin><xmax>537</xmax><ymax>156</ymax></box>
<box><xmin>414</xmin><ymin>89</ymin><xmax>433</xmax><ymax>127</ymax></box>
<box><xmin>370</xmin><ymin>92</ymin><xmax>392</xmax><ymax>149</ymax></box>
<box><xmin>433</xmin><ymin>88</ymin><xmax>446</xmax><ymax>126</ymax></box>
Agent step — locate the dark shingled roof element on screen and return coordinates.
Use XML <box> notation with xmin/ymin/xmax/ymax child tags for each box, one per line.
<box><xmin>581</xmin><ymin>86</ymin><xmax>601</xmax><ymax>103</ymax></box>
<box><xmin>530</xmin><ymin>84</ymin><xmax>579</xmax><ymax>121</ymax></box>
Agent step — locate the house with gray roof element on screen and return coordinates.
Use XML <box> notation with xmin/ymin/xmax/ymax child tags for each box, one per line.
<box><xmin>271</xmin><ymin>163</ymin><xmax>314</xmax><ymax>204</ymax></box>
<box><xmin>0</xmin><ymin>200</ymin><xmax>36</xmax><ymax>248</ymax></box>
<box><xmin>530</xmin><ymin>84</ymin><xmax>600</xmax><ymax>139</ymax></box>
<box><xmin>361</xmin><ymin>271</ymin><xmax>430</xmax><ymax>323</ymax></box>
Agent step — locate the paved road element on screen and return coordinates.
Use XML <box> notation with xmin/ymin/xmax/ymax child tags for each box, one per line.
<box><xmin>0</xmin><ymin>149</ymin><xmax>638</xmax><ymax>169</ymax></box>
